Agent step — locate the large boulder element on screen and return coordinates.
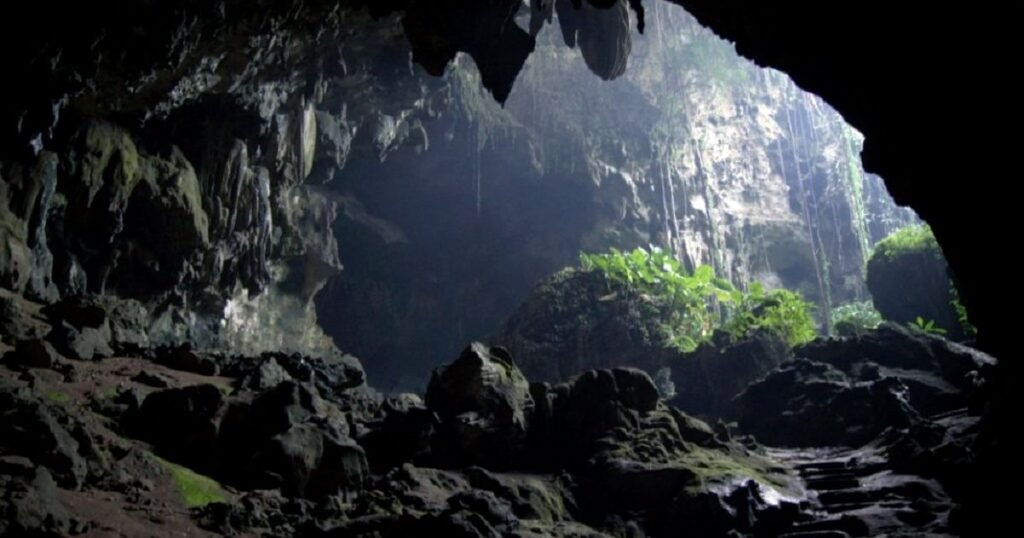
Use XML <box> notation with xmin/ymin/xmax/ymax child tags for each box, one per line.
<box><xmin>134</xmin><ymin>384</ymin><xmax>226</xmax><ymax>470</ymax></box>
<box><xmin>359</xmin><ymin>394</ymin><xmax>439</xmax><ymax>472</ymax></box>
<box><xmin>304</xmin><ymin>464</ymin><xmax>596</xmax><ymax>538</ymax></box>
<box><xmin>40</xmin><ymin>296</ymin><xmax>113</xmax><ymax>360</ymax></box>
<box><xmin>8</xmin><ymin>338</ymin><xmax>60</xmax><ymax>369</ymax></box>
<box><xmin>0</xmin><ymin>465</ymin><xmax>75</xmax><ymax>537</ymax></box>
<box><xmin>736</xmin><ymin>323</ymin><xmax>995</xmax><ymax>447</ymax></box>
<box><xmin>0</xmin><ymin>288</ymin><xmax>50</xmax><ymax>343</ymax></box>
<box><xmin>153</xmin><ymin>344</ymin><xmax>219</xmax><ymax>376</ymax></box>
<box><xmin>0</xmin><ymin>384</ymin><xmax>88</xmax><ymax>489</ymax></box>
<box><xmin>493</xmin><ymin>269</ymin><xmax>672</xmax><ymax>384</ymax></box>
<box><xmin>218</xmin><ymin>381</ymin><xmax>367</xmax><ymax>499</ymax></box>
<box><xmin>866</xmin><ymin>226</ymin><xmax>965</xmax><ymax>340</ymax></box>
<box><xmin>425</xmin><ymin>343</ymin><xmax>535</xmax><ymax>469</ymax></box>
<box><xmin>541</xmin><ymin>368</ymin><xmax>666</xmax><ymax>466</ymax></box>
<box><xmin>736</xmin><ymin>358</ymin><xmax>916</xmax><ymax>447</ymax></box>
<box><xmin>669</xmin><ymin>330</ymin><xmax>791</xmax><ymax>420</ymax></box>
<box><xmin>226</xmin><ymin>351</ymin><xmax>366</xmax><ymax>399</ymax></box>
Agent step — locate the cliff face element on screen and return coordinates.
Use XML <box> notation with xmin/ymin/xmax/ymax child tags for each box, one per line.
<box><xmin>319</xmin><ymin>6</ymin><xmax>914</xmax><ymax>388</ymax></box>
<box><xmin>1</xmin><ymin>2</ymin><xmax>912</xmax><ymax>388</ymax></box>
<box><xmin>0</xmin><ymin>5</ymin><xmax>448</xmax><ymax>356</ymax></box>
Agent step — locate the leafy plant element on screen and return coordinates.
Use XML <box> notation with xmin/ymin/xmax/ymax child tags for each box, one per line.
<box><xmin>579</xmin><ymin>247</ymin><xmax>816</xmax><ymax>350</ymax></box>
<box><xmin>581</xmin><ymin>247</ymin><xmax>730</xmax><ymax>351</ymax></box>
<box><xmin>949</xmin><ymin>286</ymin><xmax>977</xmax><ymax>338</ymax></box>
<box><xmin>870</xmin><ymin>224</ymin><xmax>939</xmax><ymax>261</ymax></box>
<box><xmin>909</xmin><ymin>316</ymin><xmax>947</xmax><ymax>336</ymax></box>
<box><xmin>721</xmin><ymin>283</ymin><xmax>818</xmax><ymax>347</ymax></box>
<box><xmin>830</xmin><ymin>301</ymin><xmax>882</xmax><ymax>335</ymax></box>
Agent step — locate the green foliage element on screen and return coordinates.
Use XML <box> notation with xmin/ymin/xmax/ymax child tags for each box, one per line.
<box><xmin>580</xmin><ymin>246</ymin><xmax>729</xmax><ymax>351</ymax></box>
<box><xmin>721</xmin><ymin>283</ymin><xmax>818</xmax><ymax>347</ymax></box>
<box><xmin>158</xmin><ymin>458</ymin><xmax>228</xmax><ymax>508</ymax></box>
<box><xmin>909</xmin><ymin>316</ymin><xmax>947</xmax><ymax>336</ymax></box>
<box><xmin>43</xmin><ymin>390</ymin><xmax>71</xmax><ymax>405</ymax></box>
<box><xmin>676</xmin><ymin>32</ymin><xmax>752</xmax><ymax>87</ymax></box>
<box><xmin>949</xmin><ymin>286</ymin><xmax>978</xmax><ymax>338</ymax></box>
<box><xmin>830</xmin><ymin>301</ymin><xmax>882</xmax><ymax>334</ymax></box>
<box><xmin>870</xmin><ymin>224</ymin><xmax>939</xmax><ymax>261</ymax></box>
<box><xmin>579</xmin><ymin>247</ymin><xmax>816</xmax><ymax>350</ymax></box>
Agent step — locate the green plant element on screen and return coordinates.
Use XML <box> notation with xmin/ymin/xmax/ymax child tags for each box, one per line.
<box><xmin>949</xmin><ymin>286</ymin><xmax>977</xmax><ymax>338</ymax></box>
<box><xmin>579</xmin><ymin>247</ymin><xmax>817</xmax><ymax>350</ymax></box>
<box><xmin>870</xmin><ymin>224</ymin><xmax>939</xmax><ymax>261</ymax></box>
<box><xmin>909</xmin><ymin>316</ymin><xmax>947</xmax><ymax>336</ymax></box>
<box><xmin>580</xmin><ymin>247</ymin><xmax>732</xmax><ymax>351</ymax></box>
<box><xmin>158</xmin><ymin>458</ymin><xmax>228</xmax><ymax>508</ymax></box>
<box><xmin>830</xmin><ymin>301</ymin><xmax>882</xmax><ymax>335</ymax></box>
<box><xmin>722</xmin><ymin>283</ymin><xmax>818</xmax><ymax>347</ymax></box>
<box><xmin>43</xmin><ymin>390</ymin><xmax>71</xmax><ymax>405</ymax></box>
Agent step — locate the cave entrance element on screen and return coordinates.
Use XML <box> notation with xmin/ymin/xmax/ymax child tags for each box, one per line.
<box><xmin>318</xmin><ymin>1</ymin><xmax>922</xmax><ymax>392</ymax></box>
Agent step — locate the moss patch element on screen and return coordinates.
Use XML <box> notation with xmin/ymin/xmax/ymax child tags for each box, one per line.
<box><xmin>43</xmin><ymin>390</ymin><xmax>72</xmax><ymax>405</ymax></box>
<box><xmin>869</xmin><ymin>224</ymin><xmax>939</xmax><ymax>260</ymax></box>
<box><xmin>157</xmin><ymin>458</ymin><xmax>228</xmax><ymax>508</ymax></box>
<box><xmin>679</xmin><ymin>444</ymin><xmax>798</xmax><ymax>495</ymax></box>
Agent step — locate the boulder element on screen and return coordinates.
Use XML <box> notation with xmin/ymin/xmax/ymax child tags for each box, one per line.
<box><xmin>0</xmin><ymin>466</ymin><xmax>74</xmax><ymax>537</ymax></box>
<box><xmin>735</xmin><ymin>324</ymin><xmax>995</xmax><ymax>447</ymax></box>
<box><xmin>866</xmin><ymin>230</ymin><xmax>964</xmax><ymax>340</ymax></box>
<box><xmin>0</xmin><ymin>385</ymin><xmax>88</xmax><ymax>489</ymax></box>
<box><xmin>493</xmin><ymin>269</ymin><xmax>671</xmax><ymax>384</ymax></box>
<box><xmin>154</xmin><ymin>344</ymin><xmax>219</xmax><ymax>376</ymax></box>
<box><xmin>134</xmin><ymin>384</ymin><xmax>226</xmax><ymax>470</ymax></box>
<box><xmin>239</xmin><ymin>356</ymin><xmax>294</xmax><ymax>391</ymax></box>
<box><xmin>218</xmin><ymin>381</ymin><xmax>367</xmax><ymax>499</ymax></box>
<box><xmin>230</xmin><ymin>351</ymin><xmax>365</xmax><ymax>397</ymax></box>
<box><xmin>426</xmin><ymin>343</ymin><xmax>534</xmax><ymax>468</ymax></box>
<box><xmin>41</xmin><ymin>296</ymin><xmax>113</xmax><ymax>360</ymax></box>
<box><xmin>9</xmin><ymin>338</ymin><xmax>60</xmax><ymax>369</ymax></box>
<box><xmin>542</xmin><ymin>368</ymin><xmax>670</xmax><ymax>466</ymax></box>
<box><xmin>96</xmin><ymin>296</ymin><xmax>150</xmax><ymax>352</ymax></box>
<box><xmin>359</xmin><ymin>394</ymin><xmax>438</xmax><ymax>472</ymax></box>
<box><xmin>670</xmin><ymin>330</ymin><xmax>791</xmax><ymax>420</ymax></box>
<box><xmin>0</xmin><ymin>288</ymin><xmax>50</xmax><ymax>343</ymax></box>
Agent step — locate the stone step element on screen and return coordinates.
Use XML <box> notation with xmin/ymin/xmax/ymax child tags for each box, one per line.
<box><xmin>785</xmin><ymin>515</ymin><xmax>869</xmax><ymax>537</ymax></box>
<box><xmin>927</xmin><ymin>406</ymin><xmax>968</xmax><ymax>421</ymax></box>
<box><xmin>797</xmin><ymin>460</ymin><xmax>887</xmax><ymax>474</ymax></box>
<box><xmin>818</xmin><ymin>501</ymin><xmax>886</xmax><ymax>514</ymax></box>
<box><xmin>777</xmin><ymin>532</ymin><xmax>852</xmax><ymax>538</ymax></box>
<box><xmin>800</xmin><ymin>471</ymin><xmax>859</xmax><ymax>483</ymax></box>
<box><xmin>805</xmin><ymin>477</ymin><xmax>861</xmax><ymax>491</ymax></box>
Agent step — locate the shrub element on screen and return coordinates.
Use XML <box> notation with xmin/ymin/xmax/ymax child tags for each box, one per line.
<box><xmin>579</xmin><ymin>247</ymin><xmax>817</xmax><ymax>350</ymax></box>
<box><xmin>721</xmin><ymin>283</ymin><xmax>818</xmax><ymax>347</ymax></box>
<box><xmin>830</xmin><ymin>301</ymin><xmax>882</xmax><ymax>335</ymax></box>
<box><xmin>870</xmin><ymin>224</ymin><xmax>939</xmax><ymax>260</ymax></box>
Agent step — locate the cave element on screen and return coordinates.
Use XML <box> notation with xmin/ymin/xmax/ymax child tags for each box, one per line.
<box><xmin>0</xmin><ymin>1</ymin><xmax>1012</xmax><ymax>536</ymax></box>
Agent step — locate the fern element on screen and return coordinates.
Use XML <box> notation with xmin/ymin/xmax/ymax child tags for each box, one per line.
<box><xmin>579</xmin><ymin>247</ymin><xmax>816</xmax><ymax>350</ymax></box>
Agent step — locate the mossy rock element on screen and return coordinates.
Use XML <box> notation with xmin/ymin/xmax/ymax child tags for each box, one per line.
<box><xmin>866</xmin><ymin>226</ymin><xmax>964</xmax><ymax>340</ymax></box>
<box><xmin>492</xmin><ymin>268</ymin><xmax>671</xmax><ymax>383</ymax></box>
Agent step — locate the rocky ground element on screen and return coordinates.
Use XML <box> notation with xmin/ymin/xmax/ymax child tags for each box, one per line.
<box><xmin>1</xmin><ymin>284</ymin><xmax>995</xmax><ymax>537</ymax></box>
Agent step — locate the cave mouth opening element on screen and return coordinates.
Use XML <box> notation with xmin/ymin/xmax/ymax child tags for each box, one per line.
<box><xmin>0</xmin><ymin>1</ymin><xmax>1000</xmax><ymax>536</ymax></box>
<box><xmin>317</xmin><ymin>1</ymin><xmax>925</xmax><ymax>393</ymax></box>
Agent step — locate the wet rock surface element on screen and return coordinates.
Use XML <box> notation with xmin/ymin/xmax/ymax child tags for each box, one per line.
<box><xmin>0</xmin><ymin>319</ymin><xmax>997</xmax><ymax>537</ymax></box>
<box><xmin>0</xmin><ymin>1</ymin><xmax>1007</xmax><ymax>535</ymax></box>
<box><xmin>736</xmin><ymin>323</ymin><xmax>993</xmax><ymax>447</ymax></box>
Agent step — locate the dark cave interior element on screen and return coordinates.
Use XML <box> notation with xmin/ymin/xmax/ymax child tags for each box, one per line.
<box><xmin>0</xmin><ymin>1</ymin><xmax>1015</xmax><ymax>536</ymax></box>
